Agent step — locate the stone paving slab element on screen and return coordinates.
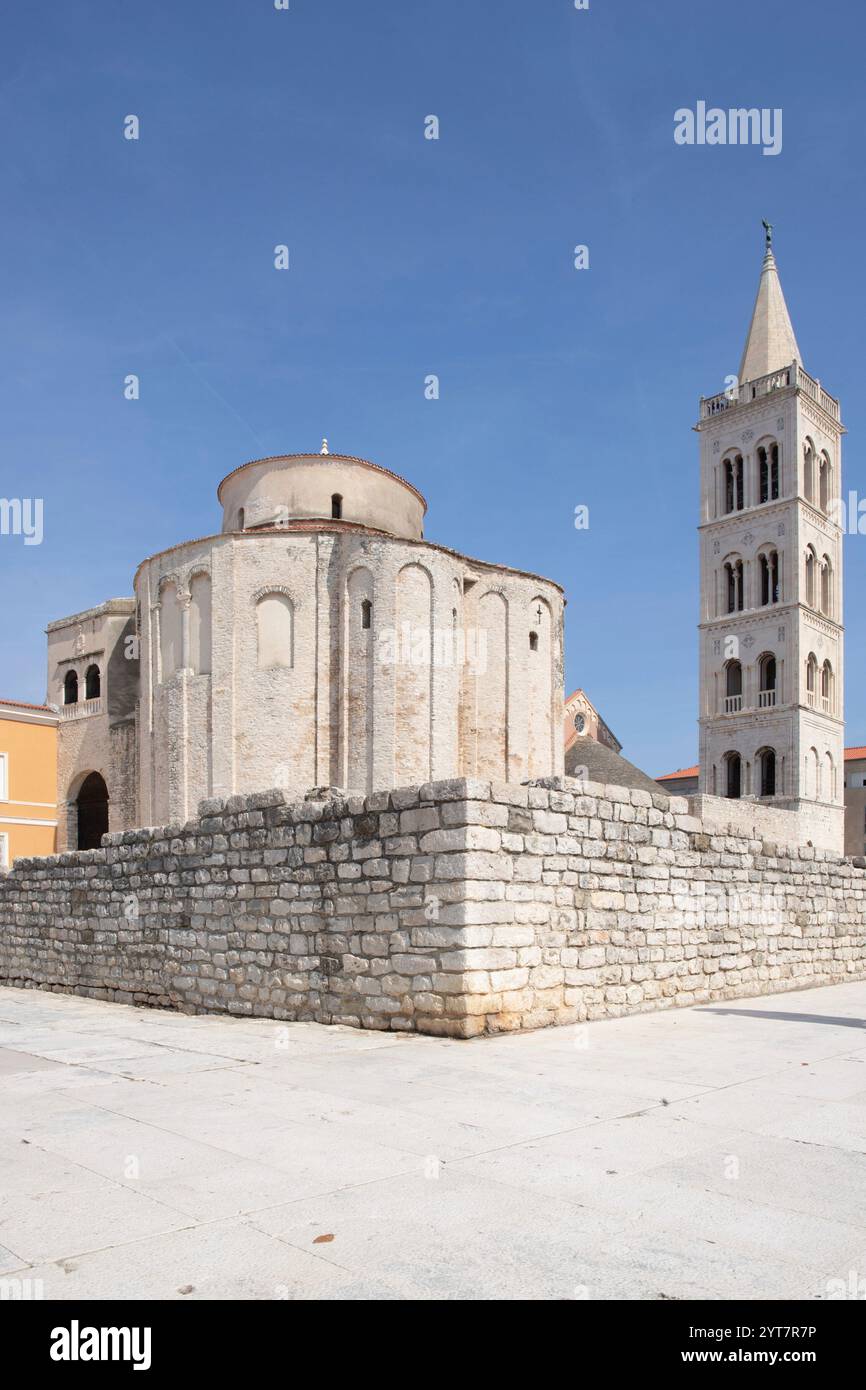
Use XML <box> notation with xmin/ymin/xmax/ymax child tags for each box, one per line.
<box><xmin>1</xmin><ymin>981</ymin><xmax>865</xmax><ymax>1300</ymax></box>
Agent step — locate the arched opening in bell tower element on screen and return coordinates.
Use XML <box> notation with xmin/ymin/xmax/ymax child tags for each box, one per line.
<box><xmin>724</xmin><ymin>751</ymin><xmax>742</xmax><ymax>800</ymax></box>
<box><xmin>758</xmin><ymin>748</ymin><xmax>776</xmax><ymax>797</ymax></box>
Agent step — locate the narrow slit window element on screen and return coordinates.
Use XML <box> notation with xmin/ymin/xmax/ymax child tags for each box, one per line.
<box><xmin>361</xmin><ymin>598</ymin><xmax>372</xmax><ymax>629</ymax></box>
<box><xmin>758</xmin><ymin>447</ymin><xmax>769</xmax><ymax>504</ymax></box>
<box><xmin>332</xmin><ymin>494</ymin><xmax>343</xmax><ymax>520</ymax></box>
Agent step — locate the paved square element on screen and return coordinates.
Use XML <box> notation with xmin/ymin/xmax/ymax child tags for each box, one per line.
<box><xmin>1</xmin><ymin>983</ymin><xmax>865</xmax><ymax>1300</ymax></box>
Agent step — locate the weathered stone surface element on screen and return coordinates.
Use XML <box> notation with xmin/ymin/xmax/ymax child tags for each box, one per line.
<box><xmin>2</xmin><ymin>778</ymin><xmax>866</xmax><ymax>1038</ymax></box>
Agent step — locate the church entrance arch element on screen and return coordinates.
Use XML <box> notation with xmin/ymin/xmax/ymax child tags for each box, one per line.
<box><xmin>74</xmin><ymin>772</ymin><xmax>110</xmax><ymax>850</ymax></box>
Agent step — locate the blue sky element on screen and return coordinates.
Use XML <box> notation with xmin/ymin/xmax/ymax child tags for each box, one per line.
<box><xmin>1</xmin><ymin>0</ymin><xmax>864</xmax><ymax>777</ymax></box>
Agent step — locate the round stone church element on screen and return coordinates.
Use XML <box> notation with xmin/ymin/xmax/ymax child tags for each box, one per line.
<box><xmin>48</xmin><ymin>448</ymin><xmax>564</xmax><ymax>847</ymax></box>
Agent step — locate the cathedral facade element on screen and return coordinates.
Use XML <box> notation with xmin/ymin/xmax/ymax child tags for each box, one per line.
<box><xmin>48</xmin><ymin>449</ymin><xmax>564</xmax><ymax>849</ymax></box>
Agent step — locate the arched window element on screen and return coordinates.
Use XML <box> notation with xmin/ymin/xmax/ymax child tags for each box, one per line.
<box><xmin>529</xmin><ymin>631</ymin><xmax>539</xmax><ymax>651</ymax></box>
<box><xmin>256</xmin><ymin>592</ymin><xmax>294</xmax><ymax>669</ymax></box>
<box><xmin>723</xmin><ymin>458</ymin><xmax>733</xmax><ymax>513</ymax></box>
<box><xmin>361</xmin><ymin>598</ymin><xmax>372</xmax><ymax>630</ymax></box>
<box><xmin>758</xmin><ymin>446</ymin><xmax>769</xmax><ymax>504</ymax></box>
<box><xmin>805</xmin><ymin>548</ymin><xmax>816</xmax><ymax>607</ymax></box>
<box><xmin>724</xmin><ymin>558</ymin><xmax>744</xmax><ymax>613</ymax></box>
<box><xmin>758</xmin><ymin>748</ymin><xmax>776</xmax><ymax>797</ymax></box>
<box><xmin>723</xmin><ymin>455</ymin><xmax>744</xmax><ymax>513</ymax></box>
<box><xmin>758</xmin><ymin>653</ymin><xmax>776</xmax><ymax>708</ymax></box>
<box><xmin>806</xmin><ymin>746</ymin><xmax>820</xmax><ymax>799</ymax></box>
<box><xmin>757</xmin><ymin>442</ymin><xmax>779</xmax><ymax>504</ymax></box>
<box><xmin>759</xmin><ymin>550</ymin><xmax>779</xmax><ymax>606</ymax></box>
<box><xmin>63</xmin><ymin>670</ymin><xmax>78</xmax><ymax>705</ymax></box>
<box><xmin>237</xmin><ymin>508</ymin><xmax>245</xmax><ymax>531</ymax></box>
<box><xmin>724</xmin><ymin>751</ymin><xmax>742</xmax><ymax>800</ymax></box>
<box><xmin>806</xmin><ymin>652</ymin><xmax>818</xmax><ymax>707</ymax></box>
<box><xmin>804</xmin><ymin>441</ymin><xmax>815</xmax><ymax>504</ymax></box>
<box><xmin>159</xmin><ymin>581</ymin><xmax>181</xmax><ymax>680</ymax></box>
<box><xmin>824</xmin><ymin>750</ymin><xmax>836</xmax><ymax>802</ymax></box>
<box><xmin>724</xmin><ymin>660</ymin><xmax>742</xmax><ymax>713</ymax></box>
<box><xmin>331</xmin><ymin>494</ymin><xmax>343</xmax><ymax>520</ymax></box>
<box><xmin>819</xmin><ymin>454</ymin><xmax>830</xmax><ymax>513</ymax></box>
<box><xmin>190</xmin><ymin>573</ymin><xmax>212</xmax><ymax>676</ymax></box>
<box><xmin>770</xmin><ymin>442</ymin><xmax>779</xmax><ymax>500</ymax></box>
<box><xmin>84</xmin><ymin>664</ymin><xmax>100</xmax><ymax>700</ymax></box>
<box><xmin>820</xmin><ymin>556</ymin><xmax>832</xmax><ymax>617</ymax></box>
<box><xmin>821</xmin><ymin>660</ymin><xmax>833</xmax><ymax>713</ymax></box>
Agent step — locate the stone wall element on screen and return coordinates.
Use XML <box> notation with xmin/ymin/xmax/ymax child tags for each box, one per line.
<box><xmin>1</xmin><ymin>776</ymin><xmax>865</xmax><ymax>1037</ymax></box>
<box><xmin>688</xmin><ymin>792</ymin><xmax>844</xmax><ymax>855</ymax></box>
<box><xmin>844</xmin><ymin>782</ymin><xmax>866</xmax><ymax>857</ymax></box>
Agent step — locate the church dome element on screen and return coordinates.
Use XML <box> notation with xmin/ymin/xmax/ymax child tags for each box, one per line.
<box><xmin>217</xmin><ymin>451</ymin><xmax>427</xmax><ymax>541</ymax></box>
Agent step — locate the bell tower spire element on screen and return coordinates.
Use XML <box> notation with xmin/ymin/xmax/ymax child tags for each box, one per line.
<box><xmin>738</xmin><ymin>222</ymin><xmax>803</xmax><ymax>383</ymax></box>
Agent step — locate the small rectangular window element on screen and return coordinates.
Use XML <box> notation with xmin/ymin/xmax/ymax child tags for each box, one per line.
<box><xmin>0</xmin><ymin>752</ymin><xmax>7</xmax><ymax>802</ymax></box>
<box><xmin>0</xmin><ymin>833</ymin><xmax>8</xmax><ymax>870</ymax></box>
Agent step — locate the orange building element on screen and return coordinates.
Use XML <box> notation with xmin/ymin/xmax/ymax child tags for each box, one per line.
<box><xmin>0</xmin><ymin>699</ymin><xmax>59</xmax><ymax>869</ymax></box>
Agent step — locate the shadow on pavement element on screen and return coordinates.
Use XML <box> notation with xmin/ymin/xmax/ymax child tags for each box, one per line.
<box><xmin>700</xmin><ymin>1008</ymin><xmax>866</xmax><ymax>1029</ymax></box>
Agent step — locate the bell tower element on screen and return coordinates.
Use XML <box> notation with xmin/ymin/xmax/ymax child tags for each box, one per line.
<box><xmin>696</xmin><ymin>225</ymin><xmax>844</xmax><ymax>851</ymax></box>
